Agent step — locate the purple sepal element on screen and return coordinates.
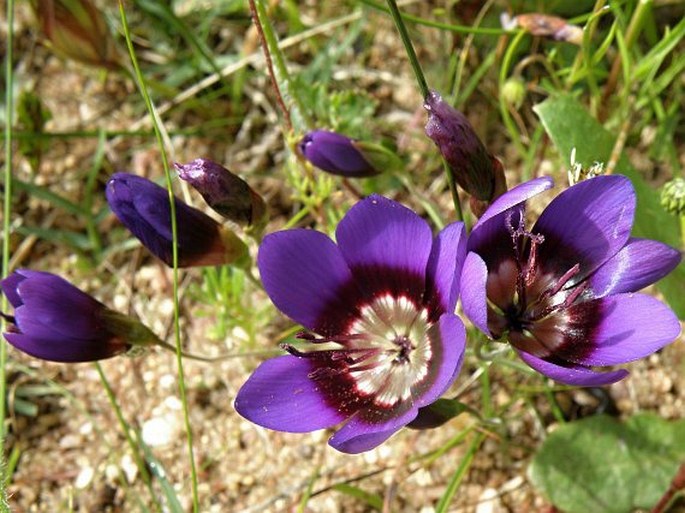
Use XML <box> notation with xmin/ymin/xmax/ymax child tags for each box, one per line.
<box><xmin>298</xmin><ymin>130</ymin><xmax>379</xmax><ymax>177</ymax></box>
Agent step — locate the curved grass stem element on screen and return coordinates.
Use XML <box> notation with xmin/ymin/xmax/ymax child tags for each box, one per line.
<box><xmin>118</xmin><ymin>3</ymin><xmax>199</xmax><ymax>511</ymax></box>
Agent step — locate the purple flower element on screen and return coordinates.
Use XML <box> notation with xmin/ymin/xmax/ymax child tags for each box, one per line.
<box><xmin>174</xmin><ymin>158</ymin><xmax>267</xmax><ymax>229</ymax></box>
<box><xmin>235</xmin><ymin>195</ymin><xmax>467</xmax><ymax>453</ymax></box>
<box><xmin>297</xmin><ymin>130</ymin><xmax>380</xmax><ymax>177</ymax></box>
<box><xmin>460</xmin><ymin>175</ymin><xmax>682</xmax><ymax>386</ymax></box>
<box><xmin>0</xmin><ymin>269</ymin><xmax>158</xmax><ymax>362</ymax></box>
<box><xmin>424</xmin><ymin>91</ymin><xmax>505</xmax><ymax>204</ymax></box>
<box><xmin>106</xmin><ymin>172</ymin><xmax>248</xmax><ymax>268</ymax></box>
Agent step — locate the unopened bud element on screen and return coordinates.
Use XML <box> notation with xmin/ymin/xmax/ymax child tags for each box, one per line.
<box><xmin>501</xmin><ymin>12</ymin><xmax>583</xmax><ymax>45</ymax></box>
<box><xmin>298</xmin><ymin>130</ymin><xmax>381</xmax><ymax>178</ymax></box>
<box><xmin>501</xmin><ymin>77</ymin><xmax>526</xmax><ymax>110</ymax></box>
<box><xmin>31</xmin><ymin>0</ymin><xmax>122</xmax><ymax>70</ymax></box>
<box><xmin>424</xmin><ymin>90</ymin><xmax>500</xmax><ymax>202</ymax></box>
<box><xmin>106</xmin><ymin>173</ymin><xmax>249</xmax><ymax>268</ymax></box>
<box><xmin>661</xmin><ymin>178</ymin><xmax>685</xmax><ymax>216</ymax></box>
<box><xmin>175</xmin><ymin>159</ymin><xmax>268</xmax><ymax>234</ymax></box>
<box><xmin>1</xmin><ymin>269</ymin><xmax>159</xmax><ymax>363</ymax></box>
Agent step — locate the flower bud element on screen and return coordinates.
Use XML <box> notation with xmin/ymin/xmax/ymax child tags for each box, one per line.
<box><xmin>1</xmin><ymin>269</ymin><xmax>159</xmax><ymax>363</ymax></box>
<box><xmin>424</xmin><ymin>90</ymin><xmax>499</xmax><ymax>202</ymax></box>
<box><xmin>660</xmin><ymin>178</ymin><xmax>685</xmax><ymax>216</ymax></box>
<box><xmin>106</xmin><ymin>173</ymin><xmax>249</xmax><ymax>268</ymax></box>
<box><xmin>500</xmin><ymin>77</ymin><xmax>526</xmax><ymax>110</ymax></box>
<box><xmin>31</xmin><ymin>0</ymin><xmax>122</xmax><ymax>70</ymax></box>
<box><xmin>174</xmin><ymin>159</ymin><xmax>268</xmax><ymax>234</ymax></box>
<box><xmin>297</xmin><ymin>130</ymin><xmax>381</xmax><ymax>177</ymax></box>
<box><xmin>501</xmin><ymin>12</ymin><xmax>583</xmax><ymax>45</ymax></box>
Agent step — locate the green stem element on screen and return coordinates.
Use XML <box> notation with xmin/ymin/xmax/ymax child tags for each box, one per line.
<box><xmin>252</xmin><ymin>0</ymin><xmax>311</xmax><ymax>132</ymax></box>
<box><xmin>118</xmin><ymin>3</ymin><xmax>199</xmax><ymax>511</ymax></box>
<box><xmin>435</xmin><ymin>431</ymin><xmax>486</xmax><ymax>512</ymax></box>
<box><xmin>385</xmin><ymin>0</ymin><xmax>429</xmax><ymax>98</ymax></box>
<box><xmin>0</xmin><ymin>0</ymin><xmax>14</xmax><ymax>447</ymax></box>
<box><xmin>95</xmin><ymin>363</ymin><xmax>160</xmax><ymax>510</ymax></box>
<box><xmin>498</xmin><ymin>30</ymin><xmax>528</xmax><ymax>159</ymax></box>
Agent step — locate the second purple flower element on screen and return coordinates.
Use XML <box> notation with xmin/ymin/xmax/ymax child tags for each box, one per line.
<box><xmin>235</xmin><ymin>195</ymin><xmax>467</xmax><ymax>453</ymax></box>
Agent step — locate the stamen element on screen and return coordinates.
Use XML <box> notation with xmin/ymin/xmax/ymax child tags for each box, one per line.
<box><xmin>0</xmin><ymin>312</ymin><xmax>15</xmax><ymax>324</ymax></box>
<box><xmin>538</xmin><ymin>263</ymin><xmax>581</xmax><ymax>301</ymax></box>
<box><xmin>505</xmin><ymin>211</ymin><xmax>544</xmax><ymax>310</ymax></box>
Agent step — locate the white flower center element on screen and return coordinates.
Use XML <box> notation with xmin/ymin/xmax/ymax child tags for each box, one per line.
<box><xmin>345</xmin><ymin>294</ymin><xmax>432</xmax><ymax>407</ymax></box>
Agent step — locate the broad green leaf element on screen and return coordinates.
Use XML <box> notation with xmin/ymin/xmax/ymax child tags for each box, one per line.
<box><xmin>529</xmin><ymin>414</ymin><xmax>685</xmax><ymax>513</ymax></box>
<box><xmin>534</xmin><ymin>94</ymin><xmax>685</xmax><ymax>318</ymax></box>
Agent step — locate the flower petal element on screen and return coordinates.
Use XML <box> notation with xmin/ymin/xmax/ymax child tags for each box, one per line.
<box><xmin>424</xmin><ymin>221</ymin><xmax>466</xmax><ymax>314</ymax></box>
<box><xmin>554</xmin><ymin>294</ymin><xmax>681</xmax><ymax>366</ymax></box>
<box><xmin>258</xmin><ymin>229</ymin><xmax>354</xmax><ymax>331</ymax></box>
<box><xmin>533</xmin><ymin>175</ymin><xmax>635</xmax><ymax>279</ymax></box>
<box><xmin>328</xmin><ymin>406</ymin><xmax>418</xmax><ymax>454</ymax></box>
<box><xmin>0</xmin><ymin>270</ymin><xmax>30</xmax><ymax>307</ymax></box>
<box><xmin>468</xmin><ymin>176</ymin><xmax>553</xmax><ymax>261</ymax></box>
<box><xmin>335</xmin><ymin>195</ymin><xmax>433</xmax><ymax>300</ymax></box>
<box><xmin>588</xmin><ymin>238</ymin><xmax>682</xmax><ymax>297</ymax></box>
<box><xmin>460</xmin><ymin>252</ymin><xmax>492</xmax><ymax>337</ymax></box>
<box><xmin>14</xmin><ymin>273</ymin><xmax>104</xmax><ymax>340</ymax></box>
<box><xmin>234</xmin><ymin>355</ymin><xmax>347</xmax><ymax>433</ymax></box>
<box><xmin>416</xmin><ymin>314</ymin><xmax>466</xmax><ymax>406</ymax></box>
<box><xmin>473</xmin><ymin>176</ymin><xmax>554</xmax><ymax>230</ymax></box>
<box><xmin>516</xmin><ymin>349</ymin><xmax>629</xmax><ymax>386</ymax></box>
<box><xmin>4</xmin><ymin>332</ymin><xmax>123</xmax><ymax>363</ymax></box>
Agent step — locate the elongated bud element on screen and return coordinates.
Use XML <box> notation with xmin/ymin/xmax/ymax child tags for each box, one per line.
<box><xmin>501</xmin><ymin>12</ymin><xmax>583</xmax><ymax>45</ymax></box>
<box><xmin>297</xmin><ymin>130</ymin><xmax>381</xmax><ymax>177</ymax></box>
<box><xmin>1</xmin><ymin>270</ymin><xmax>159</xmax><ymax>363</ymax></box>
<box><xmin>424</xmin><ymin>90</ymin><xmax>502</xmax><ymax>202</ymax></box>
<box><xmin>106</xmin><ymin>173</ymin><xmax>249</xmax><ymax>268</ymax></box>
<box><xmin>174</xmin><ymin>159</ymin><xmax>268</xmax><ymax>234</ymax></box>
<box><xmin>660</xmin><ymin>178</ymin><xmax>685</xmax><ymax>216</ymax></box>
<box><xmin>31</xmin><ymin>0</ymin><xmax>122</xmax><ymax>70</ymax></box>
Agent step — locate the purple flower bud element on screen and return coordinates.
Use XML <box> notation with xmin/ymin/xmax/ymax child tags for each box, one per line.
<box><xmin>297</xmin><ymin>130</ymin><xmax>380</xmax><ymax>177</ymax></box>
<box><xmin>106</xmin><ymin>172</ymin><xmax>248</xmax><ymax>268</ymax></box>
<box><xmin>424</xmin><ymin>91</ymin><xmax>499</xmax><ymax>201</ymax></box>
<box><xmin>0</xmin><ymin>269</ymin><xmax>159</xmax><ymax>363</ymax></box>
<box><xmin>174</xmin><ymin>159</ymin><xmax>268</xmax><ymax>230</ymax></box>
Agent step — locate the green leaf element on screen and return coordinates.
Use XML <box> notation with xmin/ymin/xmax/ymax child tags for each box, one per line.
<box><xmin>332</xmin><ymin>483</ymin><xmax>383</xmax><ymax>511</ymax></box>
<box><xmin>529</xmin><ymin>414</ymin><xmax>685</xmax><ymax>513</ymax></box>
<box><xmin>534</xmin><ymin>94</ymin><xmax>685</xmax><ymax>318</ymax></box>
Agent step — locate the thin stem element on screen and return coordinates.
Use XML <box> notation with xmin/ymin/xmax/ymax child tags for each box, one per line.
<box><xmin>95</xmin><ymin>363</ymin><xmax>160</xmax><ymax>509</ymax></box>
<box><xmin>251</xmin><ymin>0</ymin><xmax>312</xmax><ymax>132</ymax></box>
<box><xmin>0</xmin><ymin>0</ymin><xmax>15</xmax><ymax>446</ymax></box>
<box><xmin>118</xmin><ymin>3</ymin><xmax>199</xmax><ymax>511</ymax></box>
<box><xmin>385</xmin><ymin>0</ymin><xmax>429</xmax><ymax>98</ymax></box>
<box><xmin>248</xmin><ymin>0</ymin><xmax>292</xmax><ymax>132</ymax></box>
<box><xmin>155</xmin><ymin>341</ymin><xmax>279</xmax><ymax>361</ymax></box>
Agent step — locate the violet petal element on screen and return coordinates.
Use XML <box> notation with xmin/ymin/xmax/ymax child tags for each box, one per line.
<box><xmin>416</xmin><ymin>313</ymin><xmax>466</xmax><ymax>406</ymax></box>
<box><xmin>257</xmin><ymin>229</ymin><xmax>353</xmax><ymax>331</ymax></box>
<box><xmin>4</xmin><ymin>332</ymin><xmax>121</xmax><ymax>363</ymax></box>
<box><xmin>589</xmin><ymin>238</ymin><xmax>682</xmax><ymax>297</ymax></box>
<box><xmin>424</xmin><ymin>221</ymin><xmax>466</xmax><ymax>314</ymax></box>
<box><xmin>516</xmin><ymin>349</ymin><xmax>629</xmax><ymax>386</ymax></box>
<box><xmin>328</xmin><ymin>407</ymin><xmax>419</xmax><ymax>454</ymax></box>
<box><xmin>555</xmin><ymin>294</ymin><xmax>681</xmax><ymax>367</ymax></box>
<box><xmin>336</xmin><ymin>195</ymin><xmax>432</xmax><ymax>299</ymax></box>
<box><xmin>234</xmin><ymin>355</ymin><xmax>347</xmax><ymax>432</ymax></box>
<box><xmin>533</xmin><ymin>175</ymin><xmax>635</xmax><ymax>279</ymax></box>
<box><xmin>460</xmin><ymin>252</ymin><xmax>492</xmax><ymax>337</ymax></box>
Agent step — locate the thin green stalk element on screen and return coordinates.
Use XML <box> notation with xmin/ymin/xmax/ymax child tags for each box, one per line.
<box><xmin>385</xmin><ymin>0</ymin><xmax>428</xmax><ymax>98</ymax></box>
<box><xmin>1</xmin><ymin>0</ymin><xmax>15</xmax><ymax>449</ymax></box>
<box><xmin>118</xmin><ymin>3</ymin><xmax>199</xmax><ymax>512</ymax></box>
<box><xmin>252</xmin><ymin>0</ymin><xmax>311</xmax><ymax>132</ymax></box>
<box><xmin>95</xmin><ymin>363</ymin><xmax>160</xmax><ymax>510</ymax></box>
<box><xmin>384</xmin><ymin>0</ymin><xmax>464</xmax><ymax>221</ymax></box>
<box><xmin>435</xmin><ymin>431</ymin><xmax>486</xmax><ymax>512</ymax></box>
<box><xmin>498</xmin><ymin>30</ymin><xmax>528</xmax><ymax>159</ymax></box>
